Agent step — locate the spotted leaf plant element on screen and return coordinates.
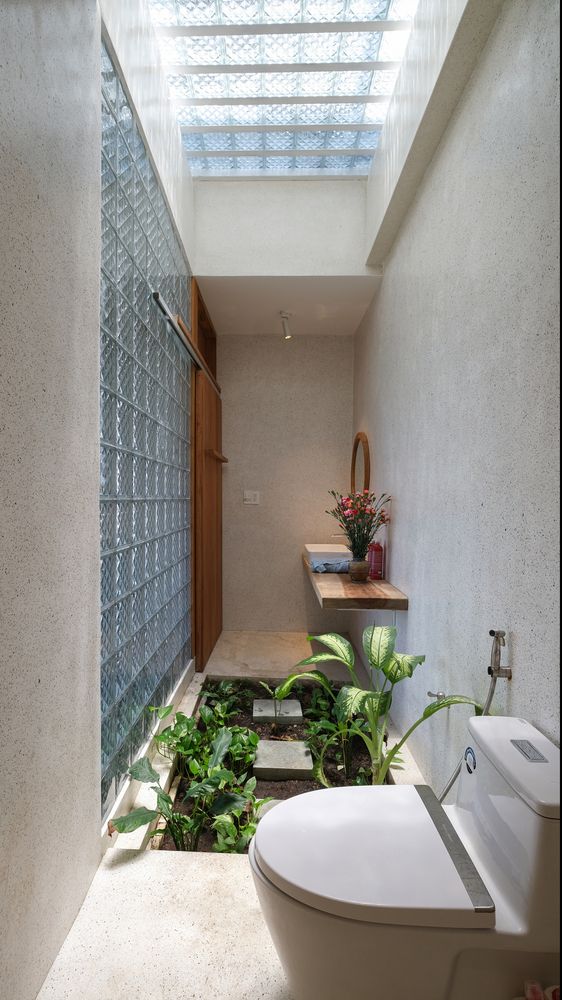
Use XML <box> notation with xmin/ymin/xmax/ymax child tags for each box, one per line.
<box><xmin>276</xmin><ymin>628</ymin><xmax>480</xmax><ymax>785</ymax></box>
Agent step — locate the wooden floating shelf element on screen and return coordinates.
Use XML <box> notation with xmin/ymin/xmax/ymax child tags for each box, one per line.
<box><xmin>303</xmin><ymin>553</ymin><xmax>409</xmax><ymax>611</ymax></box>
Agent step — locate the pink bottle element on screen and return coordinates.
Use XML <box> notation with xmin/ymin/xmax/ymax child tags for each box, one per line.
<box><xmin>368</xmin><ymin>540</ymin><xmax>385</xmax><ymax>580</ymax></box>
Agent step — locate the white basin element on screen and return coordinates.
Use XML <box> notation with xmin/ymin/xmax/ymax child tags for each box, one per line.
<box><xmin>304</xmin><ymin>543</ymin><xmax>352</xmax><ymax>562</ymax></box>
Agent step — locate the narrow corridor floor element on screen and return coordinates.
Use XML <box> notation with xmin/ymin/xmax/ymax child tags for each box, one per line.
<box><xmin>38</xmin><ymin>849</ymin><xmax>292</xmax><ymax>1000</ymax></box>
<box><xmin>206</xmin><ymin>630</ymin><xmax>352</xmax><ymax>683</ymax></box>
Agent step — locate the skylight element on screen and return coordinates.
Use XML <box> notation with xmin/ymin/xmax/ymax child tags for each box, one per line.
<box><xmin>148</xmin><ymin>0</ymin><xmax>419</xmax><ymax>177</ymax></box>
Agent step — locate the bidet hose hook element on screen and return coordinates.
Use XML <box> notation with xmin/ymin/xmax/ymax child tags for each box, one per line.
<box><xmin>438</xmin><ymin>629</ymin><xmax>512</xmax><ymax>803</ymax></box>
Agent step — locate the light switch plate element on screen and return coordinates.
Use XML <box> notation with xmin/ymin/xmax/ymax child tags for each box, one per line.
<box><xmin>243</xmin><ymin>490</ymin><xmax>261</xmax><ymax>505</ymax></box>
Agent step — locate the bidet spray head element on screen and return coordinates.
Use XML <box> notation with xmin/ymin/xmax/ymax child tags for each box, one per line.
<box><xmin>488</xmin><ymin>630</ymin><xmax>512</xmax><ymax>680</ymax></box>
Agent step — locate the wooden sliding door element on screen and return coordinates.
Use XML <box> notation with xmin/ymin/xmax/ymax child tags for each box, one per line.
<box><xmin>185</xmin><ymin>280</ymin><xmax>225</xmax><ymax>671</ymax></box>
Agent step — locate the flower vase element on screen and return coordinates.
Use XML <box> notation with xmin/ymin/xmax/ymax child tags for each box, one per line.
<box><xmin>349</xmin><ymin>559</ymin><xmax>370</xmax><ymax>583</ymax></box>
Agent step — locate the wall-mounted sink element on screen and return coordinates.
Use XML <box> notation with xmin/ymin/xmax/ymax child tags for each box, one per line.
<box><xmin>304</xmin><ymin>544</ymin><xmax>352</xmax><ymax>562</ymax></box>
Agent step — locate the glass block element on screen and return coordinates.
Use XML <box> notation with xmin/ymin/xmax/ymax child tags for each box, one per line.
<box><xmin>100</xmin><ymin>445</ymin><xmax>117</xmax><ymax>498</ymax></box>
<box><xmin>100</xmin><ymin>43</ymin><xmax>192</xmax><ymax>819</ymax></box>
<box><xmin>134</xmin><ymin>168</ymin><xmax>148</xmax><ymax>230</ymax></box>
<box><xmin>116</xmin><ymin>448</ymin><xmax>134</xmax><ymax>496</ymax></box>
<box><xmin>100</xmin><ymin>272</ymin><xmax>116</xmax><ymax>331</ymax></box>
<box><xmin>115</xmin><ymin>293</ymin><xmax>134</xmax><ymax>352</ymax></box>
<box><xmin>370</xmin><ymin>70</ymin><xmax>400</xmax><ymax>96</ymax></box>
<box><xmin>101</xmin><ymin>764</ymin><xmax>116</xmax><ymax>818</ymax></box>
<box><xmin>115</xmin><ymin>500</ymin><xmax>132</xmax><ymax>549</ymax></box>
<box><xmin>132</xmin><ymin>454</ymin><xmax>146</xmax><ymax>496</ymax></box>
<box><xmin>133</xmin><ymin>500</ymin><xmax>147</xmax><ymax>541</ymax></box>
<box><xmin>115</xmin><ymin>691</ymin><xmax>130</xmax><ymax>745</ymax></box>
<box><xmin>131</xmin><ymin>544</ymin><xmax>145</xmax><ymax>588</ymax></box>
<box><xmin>117</xmin><ymin>188</ymin><xmax>134</xmax><ymax>255</ymax></box>
<box><xmin>101</xmin><ymin>552</ymin><xmax>115</xmax><ymax>607</ymax></box>
<box><xmin>101</xmin><ymin>709</ymin><xmax>117</xmax><ymax>770</ymax></box>
<box><xmin>116</xmin><ymin>350</ymin><xmax>134</xmax><ymax>403</ymax></box>
<box><xmin>100</xmin><ymin>388</ymin><xmax>117</xmax><ymax>445</ymax></box>
<box><xmin>102</xmin><ymin>215</ymin><xmax>117</xmax><ymax>278</ymax></box>
<box><xmin>101</xmin><ymin>657</ymin><xmax>116</xmax><ymax>717</ymax></box>
<box><xmin>133</xmin><ymin>219</ymin><xmax>147</xmax><ymax>277</ymax></box>
<box><xmin>100</xmin><ymin>500</ymin><xmax>117</xmax><ymax>553</ymax></box>
<box><xmin>121</xmin><ymin>594</ymin><xmax>135</xmax><ymax>642</ymax></box>
<box><xmin>101</xmin><ymin>606</ymin><xmax>115</xmax><ymax>665</ymax></box>
<box><xmin>102</xmin><ymin>97</ymin><xmax>118</xmax><ymax>171</ymax></box>
<box><xmin>116</xmin><ymin>549</ymin><xmax>132</xmax><ymax>598</ymax></box>
<box><xmin>134</xmin><ymin>268</ymin><xmax>149</xmax><ymax>323</ymax></box>
<box><xmin>101</xmin><ymin>154</ymin><xmax>117</xmax><ymax>221</ymax></box>
<box><xmin>117</xmin><ymin>130</ymin><xmax>133</xmax><ymax>180</ymax></box>
<box><xmin>101</xmin><ymin>44</ymin><xmax>118</xmax><ymax>110</ymax></box>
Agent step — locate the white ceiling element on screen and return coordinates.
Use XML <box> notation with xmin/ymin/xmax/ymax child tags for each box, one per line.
<box><xmin>196</xmin><ymin>274</ymin><xmax>380</xmax><ymax>336</ymax></box>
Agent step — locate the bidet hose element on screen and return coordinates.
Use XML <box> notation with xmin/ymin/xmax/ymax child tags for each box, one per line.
<box><xmin>437</xmin><ymin>674</ymin><xmax>498</xmax><ymax>803</ymax></box>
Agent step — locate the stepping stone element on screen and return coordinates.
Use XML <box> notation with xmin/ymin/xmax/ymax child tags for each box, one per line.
<box><xmin>257</xmin><ymin>799</ymin><xmax>282</xmax><ymax>819</ymax></box>
<box><xmin>253</xmin><ymin>699</ymin><xmax>303</xmax><ymax>726</ymax></box>
<box><xmin>253</xmin><ymin>740</ymin><xmax>314</xmax><ymax>781</ymax></box>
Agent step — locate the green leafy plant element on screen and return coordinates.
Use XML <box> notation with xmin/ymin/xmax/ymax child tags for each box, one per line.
<box><xmin>109</xmin><ymin>726</ymin><xmax>266</xmax><ymax>853</ymax></box>
<box><xmin>108</xmin><ymin>756</ymin><xmax>205</xmax><ymax>851</ymax></box>
<box><xmin>211</xmin><ymin>776</ymin><xmax>270</xmax><ymax>854</ymax></box>
<box><xmin>203</xmin><ymin>679</ymin><xmax>254</xmax><ymax>716</ymax></box>
<box><xmin>305</xmin><ymin>685</ymin><xmax>335</xmax><ymax>723</ymax></box>
<box><xmin>277</xmin><ymin>628</ymin><xmax>481</xmax><ymax>785</ymax></box>
<box><xmin>154</xmin><ymin>711</ymin><xmax>208</xmax><ymax>775</ymax></box>
<box><xmin>258</xmin><ymin>680</ymin><xmax>280</xmax><ymax>717</ymax></box>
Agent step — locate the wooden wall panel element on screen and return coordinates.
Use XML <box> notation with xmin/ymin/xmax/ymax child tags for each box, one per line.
<box><xmin>188</xmin><ymin>280</ymin><xmax>224</xmax><ymax>671</ymax></box>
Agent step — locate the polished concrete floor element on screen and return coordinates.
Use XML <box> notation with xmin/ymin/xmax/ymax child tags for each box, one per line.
<box><xmin>205</xmin><ymin>629</ymin><xmax>358</xmax><ymax>683</ymax></box>
<box><xmin>38</xmin><ymin>849</ymin><xmax>292</xmax><ymax>1000</ymax></box>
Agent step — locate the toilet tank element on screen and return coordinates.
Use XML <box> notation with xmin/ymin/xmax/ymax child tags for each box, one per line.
<box><xmin>453</xmin><ymin>717</ymin><xmax>560</xmax><ymax>945</ymax></box>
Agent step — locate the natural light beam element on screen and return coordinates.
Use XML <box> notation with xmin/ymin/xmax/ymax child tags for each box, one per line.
<box><xmin>166</xmin><ymin>60</ymin><xmax>400</xmax><ymax>74</ymax></box>
<box><xmin>156</xmin><ymin>21</ymin><xmax>411</xmax><ymax>37</ymax></box>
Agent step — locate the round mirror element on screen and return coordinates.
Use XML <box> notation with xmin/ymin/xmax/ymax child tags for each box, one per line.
<box><xmin>351</xmin><ymin>432</ymin><xmax>371</xmax><ymax>493</ymax></box>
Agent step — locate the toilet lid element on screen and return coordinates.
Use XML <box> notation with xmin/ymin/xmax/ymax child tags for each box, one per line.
<box><xmin>253</xmin><ymin>785</ymin><xmax>495</xmax><ymax>929</ymax></box>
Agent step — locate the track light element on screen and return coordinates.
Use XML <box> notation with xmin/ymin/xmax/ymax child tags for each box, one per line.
<box><xmin>281</xmin><ymin>311</ymin><xmax>292</xmax><ymax>340</ymax></box>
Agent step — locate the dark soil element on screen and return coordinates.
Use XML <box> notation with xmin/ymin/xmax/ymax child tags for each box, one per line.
<box><xmin>158</xmin><ymin>679</ymin><xmax>373</xmax><ymax>853</ymax></box>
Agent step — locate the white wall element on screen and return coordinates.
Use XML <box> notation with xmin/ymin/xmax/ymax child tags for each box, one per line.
<box><xmin>218</xmin><ymin>336</ymin><xmax>354</xmax><ymax>632</ymax></box>
<box><xmin>352</xmin><ymin>0</ymin><xmax>560</xmax><ymax>792</ymax></box>
<box><xmin>366</xmin><ymin>0</ymin><xmax>504</xmax><ymax>266</ymax></box>
<box><xmin>100</xmin><ymin>0</ymin><xmax>196</xmax><ymax>266</ymax></box>
<box><xmin>0</xmin><ymin>4</ymin><xmax>102</xmax><ymax>999</ymax></box>
<box><xmin>195</xmin><ymin>178</ymin><xmax>373</xmax><ymax>277</ymax></box>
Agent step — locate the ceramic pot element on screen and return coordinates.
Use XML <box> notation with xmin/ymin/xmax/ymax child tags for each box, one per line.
<box><xmin>349</xmin><ymin>559</ymin><xmax>370</xmax><ymax>583</ymax></box>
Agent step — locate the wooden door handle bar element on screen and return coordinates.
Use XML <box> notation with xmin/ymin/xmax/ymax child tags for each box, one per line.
<box><xmin>206</xmin><ymin>450</ymin><xmax>229</xmax><ymax>463</ymax></box>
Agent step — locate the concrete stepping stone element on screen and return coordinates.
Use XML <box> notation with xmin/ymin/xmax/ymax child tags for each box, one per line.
<box><xmin>252</xmin><ymin>699</ymin><xmax>303</xmax><ymax>726</ymax></box>
<box><xmin>253</xmin><ymin>740</ymin><xmax>314</xmax><ymax>780</ymax></box>
<box><xmin>257</xmin><ymin>799</ymin><xmax>282</xmax><ymax>819</ymax></box>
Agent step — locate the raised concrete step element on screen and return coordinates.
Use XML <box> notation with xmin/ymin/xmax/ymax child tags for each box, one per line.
<box><xmin>252</xmin><ymin>698</ymin><xmax>303</xmax><ymax>726</ymax></box>
<box><xmin>253</xmin><ymin>739</ymin><xmax>314</xmax><ymax>780</ymax></box>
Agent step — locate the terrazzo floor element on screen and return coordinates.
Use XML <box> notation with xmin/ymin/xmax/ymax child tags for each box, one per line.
<box><xmin>37</xmin><ymin>631</ymin><xmax>371</xmax><ymax>999</ymax></box>
<box><xmin>37</xmin><ymin>849</ymin><xmax>293</xmax><ymax>1000</ymax></box>
<box><xmin>205</xmin><ymin>629</ymin><xmax>358</xmax><ymax>684</ymax></box>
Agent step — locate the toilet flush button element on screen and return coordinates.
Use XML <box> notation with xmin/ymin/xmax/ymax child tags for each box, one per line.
<box><xmin>511</xmin><ymin>739</ymin><xmax>548</xmax><ymax>763</ymax></box>
<box><xmin>243</xmin><ymin>491</ymin><xmax>261</xmax><ymax>505</ymax></box>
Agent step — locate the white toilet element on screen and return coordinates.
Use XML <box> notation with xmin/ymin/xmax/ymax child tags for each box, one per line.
<box><xmin>249</xmin><ymin>717</ymin><xmax>560</xmax><ymax>1000</ymax></box>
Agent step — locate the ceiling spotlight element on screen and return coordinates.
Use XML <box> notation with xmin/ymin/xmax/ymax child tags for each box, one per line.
<box><xmin>281</xmin><ymin>311</ymin><xmax>292</xmax><ymax>340</ymax></box>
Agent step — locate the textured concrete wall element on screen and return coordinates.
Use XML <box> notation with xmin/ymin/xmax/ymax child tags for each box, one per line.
<box><xmin>0</xmin><ymin>4</ymin><xmax>102</xmax><ymax>999</ymax></box>
<box><xmin>352</xmin><ymin>0</ymin><xmax>560</xmax><ymax>792</ymax></box>
<box><xmin>195</xmin><ymin>179</ymin><xmax>372</xmax><ymax>277</ymax></box>
<box><xmin>218</xmin><ymin>336</ymin><xmax>353</xmax><ymax>632</ymax></box>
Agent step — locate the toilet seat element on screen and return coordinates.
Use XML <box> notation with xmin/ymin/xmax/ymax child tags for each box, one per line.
<box><xmin>253</xmin><ymin>785</ymin><xmax>495</xmax><ymax>929</ymax></box>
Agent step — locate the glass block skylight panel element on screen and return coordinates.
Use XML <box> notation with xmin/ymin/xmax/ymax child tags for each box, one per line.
<box><xmin>149</xmin><ymin>0</ymin><xmax>393</xmax><ymax>26</ymax></box>
<box><xmin>100</xmin><ymin>43</ymin><xmax>193</xmax><ymax>821</ymax></box>
<box><xmin>148</xmin><ymin>0</ymin><xmax>419</xmax><ymax>175</ymax></box>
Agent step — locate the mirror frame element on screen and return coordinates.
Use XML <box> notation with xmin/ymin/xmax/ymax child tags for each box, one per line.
<box><xmin>351</xmin><ymin>432</ymin><xmax>371</xmax><ymax>493</ymax></box>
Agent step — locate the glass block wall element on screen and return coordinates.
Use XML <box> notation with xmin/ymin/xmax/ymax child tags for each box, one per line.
<box><xmin>100</xmin><ymin>42</ymin><xmax>193</xmax><ymax>819</ymax></box>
